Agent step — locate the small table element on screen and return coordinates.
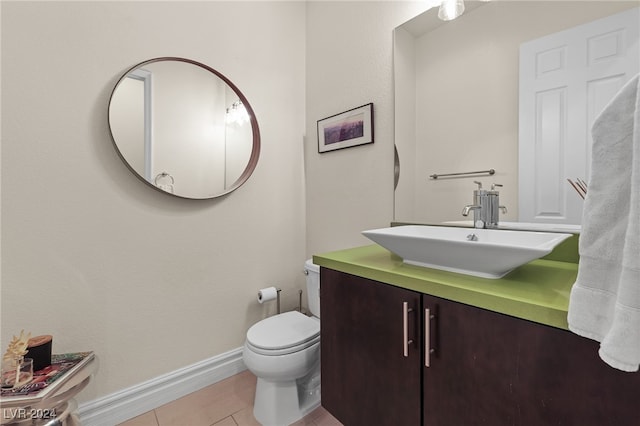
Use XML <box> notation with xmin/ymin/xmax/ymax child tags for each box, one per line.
<box><xmin>0</xmin><ymin>354</ymin><xmax>96</xmax><ymax>426</ymax></box>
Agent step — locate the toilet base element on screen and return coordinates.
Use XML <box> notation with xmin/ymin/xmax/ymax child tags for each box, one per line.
<box><xmin>253</xmin><ymin>372</ymin><xmax>321</xmax><ymax>426</ymax></box>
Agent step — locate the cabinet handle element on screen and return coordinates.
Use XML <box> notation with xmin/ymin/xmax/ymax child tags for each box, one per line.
<box><xmin>425</xmin><ymin>308</ymin><xmax>435</xmax><ymax>367</ymax></box>
<box><xmin>403</xmin><ymin>302</ymin><xmax>413</xmax><ymax>357</ymax></box>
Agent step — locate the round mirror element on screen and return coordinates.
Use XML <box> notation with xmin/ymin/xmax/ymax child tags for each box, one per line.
<box><xmin>108</xmin><ymin>57</ymin><xmax>260</xmax><ymax>199</ymax></box>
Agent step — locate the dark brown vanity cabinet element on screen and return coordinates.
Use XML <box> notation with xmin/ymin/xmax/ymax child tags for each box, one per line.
<box><xmin>320</xmin><ymin>267</ymin><xmax>422</xmax><ymax>426</ymax></box>
<box><xmin>321</xmin><ymin>268</ymin><xmax>640</xmax><ymax>426</ymax></box>
<box><xmin>422</xmin><ymin>294</ymin><xmax>640</xmax><ymax>425</ymax></box>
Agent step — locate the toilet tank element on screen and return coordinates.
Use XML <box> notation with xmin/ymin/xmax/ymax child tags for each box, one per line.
<box><xmin>304</xmin><ymin>259</ymin><xmax>320</xmax><ymax>318</ymax></box>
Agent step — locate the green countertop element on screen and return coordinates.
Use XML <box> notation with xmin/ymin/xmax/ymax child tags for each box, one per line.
<box><xmin>313</xmin><ymin>244</ymin><xmax>578</xmax><ymax>330</ymax></box>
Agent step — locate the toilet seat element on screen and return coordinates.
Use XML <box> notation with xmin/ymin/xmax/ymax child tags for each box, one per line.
<box><xmin>246</xmin><ymin>311</ymin><xmax>320</xmax><ymax>356</ymax></box>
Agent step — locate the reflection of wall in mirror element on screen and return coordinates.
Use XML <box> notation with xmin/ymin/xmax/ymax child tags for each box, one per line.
<box><xmin>224</xmin><ymin>86</ymin><xmax>253</xmax><ymax>190</ymax></box>
<box><xmin>394</xmin><ymin>1</ymin><xmax>638</xmax><ymax>225</ymax></box>
<box><xmin>149</xmin><ymin>61</ymin><xmax>227</xmax><ymax>198</ymax></box>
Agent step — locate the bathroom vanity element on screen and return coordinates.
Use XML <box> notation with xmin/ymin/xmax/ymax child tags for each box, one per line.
<box><xmin>314</xmin><ymin>240</ymin><xmax>640</xmax><ymax>425</ymax></box>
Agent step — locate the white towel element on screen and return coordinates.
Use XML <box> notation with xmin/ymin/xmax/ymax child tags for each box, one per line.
<box><xmin>567</xmin><ymin>73</ymin><xmax>640</xmax><ymax>372</ymax></box>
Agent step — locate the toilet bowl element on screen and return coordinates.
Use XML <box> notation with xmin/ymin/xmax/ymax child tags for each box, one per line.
<box><xmin>243</xmin><ymin>260</ymin><xmax>321</xmax><ymax>426</ymax></box>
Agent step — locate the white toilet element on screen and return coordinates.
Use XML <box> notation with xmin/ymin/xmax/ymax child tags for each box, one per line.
<box><xmin>243</xmin><ymin>260</ymin><xmax>321</xmax><ymax>426</ymax></box>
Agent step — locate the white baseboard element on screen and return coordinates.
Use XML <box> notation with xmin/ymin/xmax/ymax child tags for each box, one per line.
<box><xmin>78</xmin><ymin>347</ymin><xmax>246</xmax><ymax>426</ymax></box>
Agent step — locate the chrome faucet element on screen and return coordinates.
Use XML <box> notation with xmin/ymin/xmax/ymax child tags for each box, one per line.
<box><xmin>462</xmin><ymin>181</ymin><xmax>507</xmax><ymax>228</ymax></box>
<box><xmin>462</xmin><ymin>181</ymin><xmax>488</xmax><ymax>228</ymax></box>
<box><xmin>461</xmin><ymin>204</ymin><xmax>481</xmax><ymax>216</ymax></box>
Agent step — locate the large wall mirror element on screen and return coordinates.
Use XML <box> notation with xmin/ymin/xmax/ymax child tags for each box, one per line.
<box><xmin>108</xmin><ymin>57</ymin><xmax>260</xmax><ymax>199</ymax></box>
<box><xmin>394</xmin><ymin>1</ymin><xmax>638</xmax><ymax>226</ymax></box>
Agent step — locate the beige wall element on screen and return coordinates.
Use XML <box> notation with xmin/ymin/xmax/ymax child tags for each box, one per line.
<box><xmin>1</xmin><ymin>1</ymin><xmax>306</xmax><ymax>402</ymax></box>
<box><xmin>305</xmin><ymin>0</ymin><xmax>429</xmax><ymax>256</ymax></box>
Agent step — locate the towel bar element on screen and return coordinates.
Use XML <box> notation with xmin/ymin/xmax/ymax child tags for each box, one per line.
<box><xmin>429</xmin><ymin>169</ymin><xmax>495</xmax><ymax>180</ymax></box>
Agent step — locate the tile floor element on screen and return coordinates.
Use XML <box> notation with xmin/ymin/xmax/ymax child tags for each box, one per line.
<box><xmin>118</xmin><ymin>370</ymin><xmax>342</xmax><ymax>426</ymax></box>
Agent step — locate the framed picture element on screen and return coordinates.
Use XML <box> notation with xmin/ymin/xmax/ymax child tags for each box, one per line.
<box><xmin>317</xmin><ymin>103</ymin><xmax>374</xmax><ymax>153</ymax></box>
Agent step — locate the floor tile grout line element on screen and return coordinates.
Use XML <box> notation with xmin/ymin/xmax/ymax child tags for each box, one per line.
<box><xmin>227</xmin><ymin>413</ymin><xmax>240</xmax><ymax>426</ymax></box>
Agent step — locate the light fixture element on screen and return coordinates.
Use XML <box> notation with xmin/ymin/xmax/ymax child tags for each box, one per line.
<box><xmin>438</xmin><ymin>0</ymin><xmax>465</xmax><ymax>21</ymax></box>
<box><xmin>225</xmin><ymin>100</ymin><xmax>250</xmax><ymax>125</ymax></box>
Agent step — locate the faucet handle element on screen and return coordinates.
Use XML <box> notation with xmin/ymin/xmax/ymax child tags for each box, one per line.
<box><xmin>491</xmin><ymin>183</ymin><xmax>503</xmax><ymax>190</ymax></box>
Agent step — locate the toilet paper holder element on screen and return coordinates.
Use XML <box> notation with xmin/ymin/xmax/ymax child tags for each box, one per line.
<box><xmin>258</xmin><ymin>287</ymin><xmax>282</xmax><ymax>313</ymax></box>
<box><xmin>258</xmin><ymin>288</ymin><xmax>305</xmax><ymax>314</ymax></box>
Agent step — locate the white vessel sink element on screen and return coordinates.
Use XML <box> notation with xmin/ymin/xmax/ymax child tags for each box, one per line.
<box><xmin>362</xmin><ymin>225</ymin><xmax>572</xmax><ymax>279</ymax></box>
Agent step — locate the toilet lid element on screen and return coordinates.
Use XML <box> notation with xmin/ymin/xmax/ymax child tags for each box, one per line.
<box><xmin>247</xmin><ymin>311</ymin><xmax>320</xmax><ymax>351</ymax></box>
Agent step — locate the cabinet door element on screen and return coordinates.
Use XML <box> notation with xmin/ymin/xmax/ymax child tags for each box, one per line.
<box><xmin>423</xmin><ymin>294</ymin><xmax>640</xmax><ymax>425</ymax></box>
<box><xmin>321</xmin><ymin>268</ymin><xmax>421</xmax><ymax>426</ymax></box>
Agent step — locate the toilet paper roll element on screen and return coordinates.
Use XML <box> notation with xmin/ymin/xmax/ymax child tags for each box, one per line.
<box><xmin>258</xmin><ymin>287</ymin><xmax>278</xmax><ymax>304</ymax></box>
